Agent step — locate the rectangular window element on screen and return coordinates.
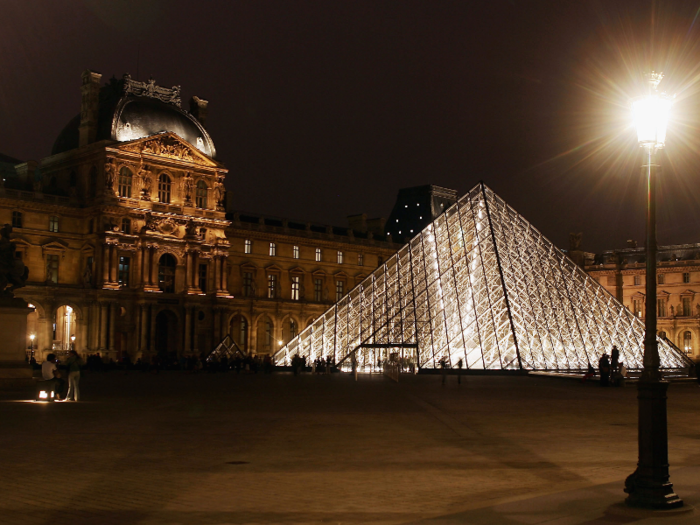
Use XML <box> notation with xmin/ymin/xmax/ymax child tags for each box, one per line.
<box><xmin>335</xmin><ymin>280</ymin><xmax>344</xmax><ymax>301</ymax></box>
<box><xmin>293</xmin><ymin>245</ymin><xmax>299</xmax><ymax>259</ymax></box>
<box><xmin>632</xmin><ymin>299</ymin><xmax>643</xmax><ymax>318</ymax></box>
<box><xmin>11</xmin><ymin>211</ymin><xmax>22</xmax><ymax>228</ymax></box>
<box><xmin>658</xmin><ymin>273</ymin><xmax>665</xmax><ymax>284</ymax></box>
<box><xmin>314</xmin><ymin>278</ymin><xmax>323</xmax><ymax>302</ymax></box>
<box><xmin>315</xmin><ymin>248</ymin><xmax>322</xmax><ymax>262</ymax></box>
<box><xmin>269</xmin><ymin>242</ymin><xmax>276</xmax><ymax>257</ymax></box>
<box><xmin>243</xmin><ymin>272</ymin><xmax>253</xmax><ymax>297</ymax></box>
<box><xmin>267</xmin><ymin>274</ymin><xmax>277</xmax><ymax>299</ymax></box>
<box><xmin>633</xmin><ymin>275</ymin><xmax>641</xmax><ymax>286</ymax></box>
<box><xmin>291</xmin><ymin>275</ymin><xmax>300</xmax><ymax>301</ymax></box>
<box><xmin>198</xmin><ymin>263</ymin><xmax>207</xmax><ymax>293</ymax></box>
<box><xmin>683</xmin><ymin>272</ymin><xmax>691</xmax><ymax>283</ymax></box>
<box><xmin>244</xmin><ymin>239</ymin><xmax>252</xmax><ymax>254</ymax></box>
<box><xmin>337</xmin><ymin>251</ymin><xmax>343</xmax><ymax>264</ymax></box>
<box><xmin>657</xmin><ymin>298</ymin><xmax>667</xmax><ymax>318</ymax></box>
<box><xmin>46</xmin><ymin>254</ymin><xmax>59</xmax><ymax>284</ymax></box>
<box><xmin>683</xmin><ymin>297</ymin><xmax>692</xmax><ymax>316</ymax></box>
<box><xmin>358</xmin><ymin>253</ymin><xmax>363</xmax><ymax>266</ymax></box>
<box><xmin>49</xmin><ymin>216</ymin><xmax>59</xmax><ymax>233</ymax></box>
<box><xmin>118</xmin><ymin>256</ymin><xmax>130</xmax><ymax>287</ymax></box>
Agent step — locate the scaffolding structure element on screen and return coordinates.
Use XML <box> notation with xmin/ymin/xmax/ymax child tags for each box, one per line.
<box><xmin>274</xmin><ymin>183</ymin><xmax>690</xmax><ymax>371</ymax></box>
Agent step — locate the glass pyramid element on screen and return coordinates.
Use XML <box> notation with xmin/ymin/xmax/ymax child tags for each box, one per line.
<box><xmin>274</xmin><ymin>183</ymin><xmax>690</xmax><ymax>371</ymax></box>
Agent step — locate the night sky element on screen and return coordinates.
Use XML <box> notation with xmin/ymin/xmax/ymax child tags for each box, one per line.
<box><xmin>3</xmin><ymin>0</ymin><xmax>700</xmax><ymax>252</ymax></box>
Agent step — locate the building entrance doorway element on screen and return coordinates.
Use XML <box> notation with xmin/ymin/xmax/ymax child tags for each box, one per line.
<box><xmin>155</xmin><ymin>310</ymin><xmax>178</xmax><ymax>358</ymax></box>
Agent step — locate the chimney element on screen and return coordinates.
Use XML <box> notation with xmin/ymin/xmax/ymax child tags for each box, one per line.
<box><xmin>190</xmin><ymin>96</ymin><xmax>209</xmax><ymax>127</ymax></box>
<box><xmin>78</xmin><ymin>70</ymin><xmax>102</xmax><ymax>147</ymax></box>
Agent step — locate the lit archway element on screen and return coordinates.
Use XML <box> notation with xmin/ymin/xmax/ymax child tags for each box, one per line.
<box><xmin>256</xmin><ymin>315</ymin><xmax>274</xmax><ymax>354</ymax></box>
<box><xmin>230</xmin><ymin>314</ymin><xmax>249</xmax><ymax>352</ymax></box>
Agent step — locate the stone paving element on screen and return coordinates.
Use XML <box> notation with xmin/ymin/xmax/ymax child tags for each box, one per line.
<box><xmin>2</xmin><ymin>371</ymin><xmax>700</xmax><ymax>524</ymax></box>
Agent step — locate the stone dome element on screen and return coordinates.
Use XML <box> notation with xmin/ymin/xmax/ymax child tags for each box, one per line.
<box><xmin>52</xmin><ymin>74</ymin><xmax>215</xmax><ymax>158</ymax></box>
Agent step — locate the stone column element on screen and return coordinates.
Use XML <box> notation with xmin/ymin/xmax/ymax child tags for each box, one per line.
<box><xmin>135</xmin><ymin>245</ymin><xmax>143</xmax><ymax>287</ymax></box>
<box><xmin>99</xmin><ymin>303</ymin><xmax>108</xmax><ymax>350</ymax></box>
<box><xmin>149</xmin><ymin>307</ymin><xmax>157</xmax><ymax>355</ymax></box>
<box><xmin>221</xmin><ymin>257</ymin><xmax>229</xmax><ymax>294</ymax></box>
<box><xmin>108</xmin><ymin>302</ymin><xmax>117</xmax><ymax>357</ymax></box>
<box><xmin>213</xmin><ymin>309</ymin><xmax>222</xmax><ymax>344</ymax></box>
<box><xmin>214</xmin><ymin>256</ymin><xmax>221</xmax><ymax>292</ymax></box>
<box><xmin>150</xmin><ymin>247</ymin><xmax>159</xmax><ymax>289</ymax></box>
<box><xmin>110</xmin><ymin>244</ymin><xmax>119</xmax><ymax>284</ymax></box>
<box><xmin>140</xmin><ymin>304</ymin><xmax>149</xmax><ymax>355</ymax></box>
<box><xmin>192</xmin><ymin>252</ymin><xmax>200</xmax><ymax>291</ymax></box>
<box><xmin>102</xmin><ymin>243</ymin><xmax>110</xmax><ymax>285</ymax></box>
<box><xmin>186</xmin><ymin>252</ymin><xmax>193</xmax><ymax>291</ymax></box>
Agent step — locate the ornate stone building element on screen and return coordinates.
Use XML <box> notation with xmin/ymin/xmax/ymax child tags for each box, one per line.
<box><xmin>1</xmin><ymin>71</ymin><xmax>400</xmax><ymax>362</ymax></box>
<box><xmin>585</xmin><ymin>241</ymin><xmax>700</xmax><ymax>361</ymax></box>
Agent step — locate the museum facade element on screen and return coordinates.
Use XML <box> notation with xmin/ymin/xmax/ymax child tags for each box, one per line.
<box><xmin>0</xmin><ymin>71</ymin><xmax>400</xmax><ymax>362</ymax></box>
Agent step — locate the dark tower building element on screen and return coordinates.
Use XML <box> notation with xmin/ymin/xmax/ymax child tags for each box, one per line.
<box><xmin>384</xmin><ymin>185</ymin><xmax>458</xmax><ymax>242</ymax></box>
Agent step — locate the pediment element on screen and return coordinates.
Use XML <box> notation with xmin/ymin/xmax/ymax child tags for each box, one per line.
<box><xmin>240</xmin><ymin>262</ymin><xmax>257</xmax><ymax>274</ymax></box>
<box><xmin>265</xmin><ymin>264</ymin><xmax>282</xmax><ymax>273</ymax></box>
<box><xmin>118</xmin><ymin>132</ymin><xmax>220</xmax><ymax>167</ymax></box>
<box><xmin>289</xmin><ymin>266</ymin><xmax>305</xmax><ymax>275</ymax></box>
<box><xmin>334</xmin><ymin>271</ymin><xmax>348</xmax><ymax>279</ymax></box>
<box><xmin>680</xmin><ymin>289</ymin><xmax>696</xmax><ymax>297</ymax></box>
<box><xmin>41</xmin><ymin>240</ymin><xmax>68</xmax><ymax>250</ymax></box>
<box><xmin>312</xmin><ymin>269</ymin><xmax>326</xmax><ymax>277</ymax></box>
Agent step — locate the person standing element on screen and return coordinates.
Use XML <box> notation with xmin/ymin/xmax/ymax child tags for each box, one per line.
<box><xmin>610</xmin><ymin>346</ymin><xmax>620</xmax><ymax>376</ymax></box>
<box><xmin>64</xmin><ymin>350</ymin><xmax>83</xmax><ymax>402</ymax></box>
<box><xmin>41</xmin><ymin>353</ymin><xmax>64</xmax><ymax>399</ymax></box>
<box><xmin>598</xmin><ymin>353</ymin><xmax>610</xmax><ymax>387</ymax></box>
<box><xmin>457</xmin><ymin>358</ymin><xmax>463</xmax><ymax>385</ymax></box>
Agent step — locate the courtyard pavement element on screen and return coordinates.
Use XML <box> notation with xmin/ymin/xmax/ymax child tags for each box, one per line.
<box><xmin>2</xmin><ymin>370</ymin><xmax>700</xmax><ymax>524</ymax></box>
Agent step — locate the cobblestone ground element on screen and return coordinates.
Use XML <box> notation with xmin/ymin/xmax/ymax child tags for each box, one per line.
<box><xmin>2</xmin><ymin>372</ymin><xmax>700</xmax><ymax>524</ymax></box>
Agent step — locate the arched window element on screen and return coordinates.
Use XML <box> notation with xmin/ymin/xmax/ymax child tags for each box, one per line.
<box><xmin>684</xmin><ymin>331</ymin><xmax>692</xmax><ymax>354</ymax></box>
<box><xmin>121</xmin><ymin>218</ymin><xmax>131</xmax><ymax>234</ymax></box>
<box><xmin>195</xmin><ymin>180</ymin><xmax>208</xmax><ymax>208</ymax></box>
<box><xmin>290</xmin><ymin>319</ymin><xmax>297</xmax><ymax>339</ymax></box>
<box><xmin>118</xmin><ymin>167</ymin><xmax>133</xmax><ymax>198</ymax></box>
<box><xmin>158</xmin><ymin>173</ymin><xmax>171</xmax><ymax>204</ymax></box>
<box><xmin>158</xmin><ymin>254</ymin><xmax>177</xmax><ymax>293</ymax></box>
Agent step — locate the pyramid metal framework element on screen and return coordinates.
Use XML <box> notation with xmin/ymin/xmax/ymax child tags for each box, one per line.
<box><xmin>274</xmin><ymin>183</ymin><xmax>690</xmax><ymax>371</ymax></box>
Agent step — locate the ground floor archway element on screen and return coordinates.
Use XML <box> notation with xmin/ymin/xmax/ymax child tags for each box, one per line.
<box><xmin>155</xmin><ymin>309</ymin><xmax>178</xmax><ymax>358</ymax></box>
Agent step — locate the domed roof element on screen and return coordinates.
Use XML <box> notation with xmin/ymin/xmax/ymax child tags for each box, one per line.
<box><xmin>52</xmin><ymin>75</ymin><xmax>216</xmax><ymax>158</ymax></box>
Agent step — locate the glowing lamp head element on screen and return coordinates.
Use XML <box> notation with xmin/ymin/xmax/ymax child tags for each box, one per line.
<box><xmin>632</xmin><ymin>72</ymin><xmax>673</xmax><ymax>149</ymax></box>
<box><xmin>70</xmin><ymin>335</ymin><xmax>76</xmax><ymax>342</ymax></box>
<box><xmin>29</xmin><ymin>334</ymin><xmax>35</xmax><ymax>341</ymax></box>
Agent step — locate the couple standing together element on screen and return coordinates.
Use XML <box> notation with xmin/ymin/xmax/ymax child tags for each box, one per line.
<box><xmin>41</xmin><ymin>350</ymin><xmax>83</xmax><ymax>401</ymax></box>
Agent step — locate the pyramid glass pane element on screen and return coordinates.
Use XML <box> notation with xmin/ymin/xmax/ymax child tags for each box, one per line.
<box><xmin>274</xmin><ymin>183</ymin><xmax>691</xmax><ymax>371</ymax></box>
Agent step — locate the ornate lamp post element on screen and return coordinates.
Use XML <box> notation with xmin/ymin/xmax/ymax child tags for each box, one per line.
<box><xmin>29</xmin><ymin>334</ymin><xmax>35</xmax><ymax>360</ymax></box>
<box><xmin>624</xmin><ymin>72</ymin><xmax>682</xmax><ymax>509</ymax></box>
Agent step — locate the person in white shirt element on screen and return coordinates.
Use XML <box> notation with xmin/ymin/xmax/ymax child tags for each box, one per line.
<box><xmin>40</xmin><ymin>354</ymin><xmax>64</xmax><ymax>399</ymax></box>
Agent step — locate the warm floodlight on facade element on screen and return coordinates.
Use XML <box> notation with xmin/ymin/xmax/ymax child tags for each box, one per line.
<box><xmin>631</xmin><ymin>72</ymin><xmax>673</xmax><ymax>149</ymax></box>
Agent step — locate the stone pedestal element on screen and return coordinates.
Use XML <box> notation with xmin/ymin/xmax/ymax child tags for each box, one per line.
<box><xmin>0</xmin><ymin>297</ymin><xmax>33</xmax><ymax>385</ymax></box>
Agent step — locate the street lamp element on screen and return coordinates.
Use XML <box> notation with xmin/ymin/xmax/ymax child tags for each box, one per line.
<box><xmin>70</xmin><ymin>334</ymin><xmax>76</xmax><ymax>352</ymax></box>
<box><xmin>29</xmin><ymin>334</ymin><xmax>35</xmax><ymax>361</ymax></box>
<box><xmin>624</xmin><ymin>72</ymin><xmax>682</xmax><ymax>509</ymax></box>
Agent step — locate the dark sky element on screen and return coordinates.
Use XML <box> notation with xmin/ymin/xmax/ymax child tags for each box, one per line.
<box><xmin>3</xmin><ymin>0</ymin><xmax>700</xmax><ymax>252</ymax></box>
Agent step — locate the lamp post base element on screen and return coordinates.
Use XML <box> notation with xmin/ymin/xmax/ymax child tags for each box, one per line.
<box><xmin>624</xmin><ymin>380</ymin><xmax>683</xmax><ymax>509</ymax></box>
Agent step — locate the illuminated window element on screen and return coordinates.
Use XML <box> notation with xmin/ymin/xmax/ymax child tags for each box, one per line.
<box><xmin>243</xmin><ymin>272</ymin><xmax>253</xmax><ymax>297</ymax></box>
<box><xmin>291</xmin><ymin>276</ymin><xmax>300</xmax><ymax>301</ymax></box>
<box><xmin>118</xmin><ymin>167</ymin><xmax>133</xmax><ymax>198</ymax></box>
<box><xmin>244</xmin><ymin>239</ymin><xmax>252</xmax><ymax>254</ymax></box>
<box><xmin>118</xmin><ymin>256</ymin><xmax>130</xmax><ymax>286</ymax></box>
<box><xmin>158</xmin><ymin>254</ymin><xmax>176</xmax><ymax>293</ymax></box>
<box><xmin>195</xmin><ymin>180</ymin><xmax>208</xmax><ymax>208</ymax></box>
<box><xmin>314</xmin><ymin>278</ymin><xmax>323</xmax><ymax>302</ymax></box>
<box><xmin>12</xmin><ymin>211</ymin><xmax>22</xmax><ymax>228</ymax></box>
<box><xmin>49</xmin><ymin>216</ymin><xmax>59</xmax><ymax>233</ymax></box>
<box><xmin>683</xmin><ymin>272</ymin><xmax>691</xmax><ymax>283</ymax></box>
<box><xmin>358</xmin><ymin>253</ymin><xmax>363</xmax><ymax>266</ymax></box>
<box><xmin>684</xmin><ymin>331</ymin><xmax>692</xmax><ymax>354</ymax></box>
<box><xmin>290</xmin><ymin>319</ymin><xmax>297</xmax><ymax>339</ymax></box>
<box><xmin>683</xmin><ymin>297</ymin><xmax>692</xmax><ymax>316</ymax></box>
<box><xmin>267</xmin><ymin>274</ymin><xmax>277</xmax><ymax>298</ymax></box>
<box><xmin>337</xmin><ymin>251</ymin><xmax>343</xmax><ymax>264</ymax></box>
<box><xmin>315</xmin><ymin>248</ymin><xmax>322</xmax><ymax>262</ymax></box>
<box><xmin>158</xmin><ymin>173</ymin><xmax>171</xmax><ymax>204</ymax></box>
<box><xmin>121</xmin><ymin>218</ymin><xmax>131</xmax><ymax>234</ymax></box>
<box><xmin>632</xmin><ymin>299</ymin><xmax>643</xmax><ymax>318</ymax></box>
<box><xmin>269</xmin><ymin>243</ymin><xmax>276</xmax><ymax>257</ymax></box>
<box><xmin>293</xmin><ymin>245</ymin><xmax>299</xmax><ymax>259</ymax></box>
<box><xmin>335</xmin><ymin>280</ymin><xmax>344</xmax><ymax>301</ymax></box>
<box><xmin>46</xmin><ymin>254</ymin><xmax>59</xmax><ymax>283</ymax></box>
<box><xmin>633</xmin><ymin>275</ymin><xmax>641</xmax><ymax>286</ymax></box>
